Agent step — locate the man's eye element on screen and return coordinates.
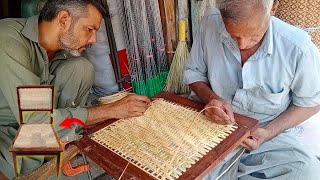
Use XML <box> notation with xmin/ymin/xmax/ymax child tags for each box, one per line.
<box><xmin>87</xmin><ymin>28</ymin><xmax>93</xmax><ymax>32</ymax></box>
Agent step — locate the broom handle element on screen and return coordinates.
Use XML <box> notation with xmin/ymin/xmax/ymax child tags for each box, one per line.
<box><xmin>179</xmin><ymin>20</ymin><xmax>186</xmax><ymax>42</ymax></box>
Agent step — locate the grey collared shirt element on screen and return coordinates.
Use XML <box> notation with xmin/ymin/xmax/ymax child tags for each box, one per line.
<box><xmin>184</xmin><ymin>8</ymin><xmax>320</xmax><ymax>124</ymax></box>
<box><xmin>0</xmin><ymin>16</ymin><xmax>88</xmax><ymax>127</ymax></box>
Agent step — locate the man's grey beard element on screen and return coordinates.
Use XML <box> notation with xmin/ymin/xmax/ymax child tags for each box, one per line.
<box><xmin>59</xmin><ymin>30</ymin><xmax>82</xmax><ymax>57</ymax></box>
<box><xmin>63</xmin><ymin>48</ymin><xmax>82</xmax><ymax>57</ymax></box>
<box><xmin>59</xmin><ymin>41</ymin><xmax>93</xmax><ymax>57</ymax></box>
<box><xmin>59</xmin><ymin>41</ymin><xmax>82</xmax><ymax>57</ymax></box>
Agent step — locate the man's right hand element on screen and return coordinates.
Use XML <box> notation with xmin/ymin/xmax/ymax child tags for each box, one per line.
<box><xmin>204</xmin><ymin>98</ymin><xmax>235</xmax><ymax>125</ymax></box>
<box><xmin>87</xmin><ymin>94</ymin><xmax>151</xmax><ymax>126</ymax></box>
<box><xmin>108</xmin><ymin>94</ymin><xmax>151</xmax><ymax>119</ymax></box>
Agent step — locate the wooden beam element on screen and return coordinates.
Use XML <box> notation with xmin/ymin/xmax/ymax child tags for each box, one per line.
<box><xmin>158</xmin><ymin>0</ymin><xmax>177</xmax><ymax>66</ymax></box>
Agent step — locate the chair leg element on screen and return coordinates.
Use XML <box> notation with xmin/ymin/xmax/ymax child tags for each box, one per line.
<box><xmin>56</xmin><ymin>153</ymin><xmax>61</xmax><ymax>177</ymax></box>
<box><xmin>12</xmin><ymin>153</ymin><xmax>18</xmax><ymax>177</ymax></box>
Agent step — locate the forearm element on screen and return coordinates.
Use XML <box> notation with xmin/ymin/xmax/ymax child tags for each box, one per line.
<box><xmin>264</xmin><ymin>105</ymin><xmax>320</xmax><ymax>140</ymax></box>
<box><xmin>86</xmin><ymin>104</ymin><xmax>115</xmax><ymax>126</ymax></box>
<box><xmin>86</xmin><ymin>94</ymin><xmax>151</xmax><ymax>126</ymax></box>
<box><xmin>190</xmin><ymin>81</ymin><xmax>223</xmax><ymax>103</ymax></box>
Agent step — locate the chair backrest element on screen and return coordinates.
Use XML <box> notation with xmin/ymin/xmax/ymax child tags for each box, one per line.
<box><xmin>17</xmin><ymin>85</ymin><xmax>54</xmax><ymax>124</ymax></box>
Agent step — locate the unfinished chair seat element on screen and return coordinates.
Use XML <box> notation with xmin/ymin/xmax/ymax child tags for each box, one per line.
<box><xmin>12</xmin><ymin>124</ymin><xmax>60</xmax><ymax>149</ymax></box>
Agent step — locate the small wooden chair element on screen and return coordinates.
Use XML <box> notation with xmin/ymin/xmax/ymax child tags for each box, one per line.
<box><xmin>9</xmin><ymin>85</ymin><xmax>63</xmax><ymax>177</ymax></box>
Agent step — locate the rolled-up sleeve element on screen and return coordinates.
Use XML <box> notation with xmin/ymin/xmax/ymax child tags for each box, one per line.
<box><xmin>183</xmin><ymin>22</ymin><xmax>208</xmax><ymax>85</ymax></box>
<box><xmin>290</xmin><ymin>45</ymin><xmax>320</xmax><ymax>107</ymax></box>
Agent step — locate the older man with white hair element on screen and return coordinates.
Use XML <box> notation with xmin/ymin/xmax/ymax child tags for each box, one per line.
<box><xmin>0</xmin><ymin>0</ymin><xmax>150</xmax><ymax>179</ymax></box>
<box><xmin>184</xmin><ymin>0</ymin><xmax>320</xmax><ymax>179</ymax></box>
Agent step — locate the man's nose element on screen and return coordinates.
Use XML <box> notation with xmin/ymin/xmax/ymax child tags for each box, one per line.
<box><xmin>88</xmin><ymin>33</ymin><xmax>97</xmax><ymax>44</ymax></box>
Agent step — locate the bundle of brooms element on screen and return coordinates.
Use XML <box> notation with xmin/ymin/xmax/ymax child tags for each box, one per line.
<box><xmin>164</xmin><ymin>20</ymin><xmax>190</xmax><ymax>94</ymax></box>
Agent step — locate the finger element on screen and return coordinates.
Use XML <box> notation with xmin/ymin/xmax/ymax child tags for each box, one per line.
<box><xmin>244</xmin><ymin>138</ymin><xmax>257</xmax><ymax>150</ymax></box>
<box><xmin>130</xmin><ymin>94</ymin><xmax>151</xmax><ymax>104</ymax></box>
<box><xmin>249</xmin><ymin>135</ymin><xmax>259</xmax><ymax>142</ymax></box>
<box><xmin>241</xmin><ymin>141</ymin><xmax>252</xmax><ymax>150</ymax></box>
<box><xmin>224</xmin><ymin>106</ymin><xmax>236</xmax><ymax>124</ymax></box>
<box><xmin>214</xmin><ymin>110</ymin><xmax>233</xmax><ymax>125</ymax></box>
<box><xmin>206</xmin><ymin>108</ymin><xmax>231</xmax><ymax>122</ymax></box>
<box><xmin>128</xmin><ymin>111</ymin><xmax>144</xmax><ymax>117</ymax></box>
<box><xmin>205</xmin><ymin>111</ymin><xmax>228</xmax><ymax>125</ymax></box>
<box><xmin>130</xmin><ymin>106</ymin><xmax>148</xmax><ymax>113</ymax></box>
<box><xmin>130</xmin><ymin>100</ymin><xmax>150</xmax><ymax>108</ymax></box>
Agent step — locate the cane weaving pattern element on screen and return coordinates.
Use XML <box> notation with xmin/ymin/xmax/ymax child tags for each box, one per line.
<box><xmin>19</xmin><ymin>88</ymin><xmax>52</xmax><ymax>110</ymax></box>
<box><xmin>13</xmin><ymin>124</ymin><xmax>59</xmax><ymax>148</ymax></box>
<box><xmin>91</xmin><ymin>99</ymin><xmax>237</xmax><ymax>180</ymax></box>
<box><xmin>276</xmin><ymin>0</ymin><xmax>320</xmax><ymax>47</ymax></box>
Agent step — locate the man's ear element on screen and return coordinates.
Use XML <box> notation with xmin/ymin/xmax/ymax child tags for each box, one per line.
<box><xmin>271</xmin><ymin>0</ymin><xmax>279</xmax><ymax>16</ymax></box>
<box><xmin>56</xmin><ymin>10</ymin><xmax>71</xmax><ymax>31</ymax></box>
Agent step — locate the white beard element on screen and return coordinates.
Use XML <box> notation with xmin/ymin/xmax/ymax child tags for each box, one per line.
<box><xmin>63</xmin><ymin>48</ymin><xmax>81</xmax><ymax>57</ymax></box>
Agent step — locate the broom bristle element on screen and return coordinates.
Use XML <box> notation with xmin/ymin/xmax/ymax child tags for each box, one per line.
<box><xmin>164</xmin><ymin>42</ymin><xmax>190</xmax><ymax>94</ymax></box>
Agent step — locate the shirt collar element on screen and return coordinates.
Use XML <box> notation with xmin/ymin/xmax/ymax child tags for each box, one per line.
<box><xmin>219</xmin><ymin>21</ymin><xmax>239</xmax><ymax>51</ymax></box>
<box><xmin>52</xmin><ymin>50</ymin><xmax>70</xmax><ymax>61</ymax></box>
<box><xmin>21</xmin><ymin>15</ymin><xmax>70</xmax><ymax>60</ymax></box>
<box><xmin>261</xmin><ymin>20</ymin><xmax>273</xmax><ymax>56</ymax></box>
<box><xmin>21</xmin><ymin>15</ymin><xmax>39</xmax><ymax>43</ymax></box>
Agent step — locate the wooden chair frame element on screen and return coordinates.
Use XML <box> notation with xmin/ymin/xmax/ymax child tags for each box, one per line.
<box><xmin>72</xmin><ymin>92</ymin><xmax>259</xmax><ymax>179</ymax></box>
<box><xmin>10</xmin><ymin>85</ymin><xmax>63</xmax><ymax>177</ymax></box>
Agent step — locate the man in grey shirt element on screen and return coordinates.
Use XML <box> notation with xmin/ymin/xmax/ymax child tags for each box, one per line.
<box><xmin>184</xmin><ymin>0</ymin><xmax>320</xmax><ymax>179</ymax></box>
<box><xmin>0</xmin><ymin>0</ymin><xmax>150</xmax><ymax>179</ymax></box>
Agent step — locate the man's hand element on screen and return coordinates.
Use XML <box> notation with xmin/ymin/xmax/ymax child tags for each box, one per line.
<box><xmin>204</xmin><ymin>99</ymin><xmax>235</xmax><ymax>125</ymax></box>
<box><xmin>109</xmin><ymin>94</ymin><xmax>151</xmax><ymax>119</ymax></box>
<box><xmin>87</xmin><ymin>94</ymin><xmax>151</xmax><ymax>126</ymax></box>
<box><xmin>241</xmin><ymin>128</ymin><xmax>270</xmax><ymax>150</ymax></box>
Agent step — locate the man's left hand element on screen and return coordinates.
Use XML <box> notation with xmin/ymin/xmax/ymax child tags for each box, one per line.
<box><xmin>241</xmin><ymin>128</ymin><xmax>270</xmax><ymax>150</ymax></box>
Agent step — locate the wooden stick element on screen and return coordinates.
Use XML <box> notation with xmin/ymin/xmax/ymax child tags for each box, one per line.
<box><xmin>158</xmin><ymin>0</ymin><xmax>177</xmax><ymax>65</ymax></box>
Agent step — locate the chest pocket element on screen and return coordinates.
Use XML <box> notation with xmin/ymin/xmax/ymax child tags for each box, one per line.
<box><xmin>233</xmin><ymin>86</ymin><xmax>287</xmax><ymax>116</ymax></box>
<box><xmin>248</xmin><ymin>86</ymin><xmax>287</xmax><ymax>115</ymax></box>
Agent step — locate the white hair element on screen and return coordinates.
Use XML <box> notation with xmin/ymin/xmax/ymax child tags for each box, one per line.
<box><xmin>216</xmin><ymin>0</ymin><xmax>275</xmax><ymax>22</ymax></box>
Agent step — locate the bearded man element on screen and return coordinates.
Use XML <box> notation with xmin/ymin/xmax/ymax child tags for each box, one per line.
<box><xmin>0</xmin><ymin>0</ymin><xmax>150</xmax><ymax>179</ymax></box>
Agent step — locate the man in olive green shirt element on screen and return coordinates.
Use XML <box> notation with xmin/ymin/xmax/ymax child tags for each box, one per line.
<box><xmin>0</xmin><ymin>0</ymin><xmax>150</xmax><ymax>179</ymax></box>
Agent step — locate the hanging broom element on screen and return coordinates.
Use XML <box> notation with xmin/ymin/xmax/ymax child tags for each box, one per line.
<box><xmin>164</xmin><ymin>20</ymin><xmax>190</xmax><ymax>94</ymax></box>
